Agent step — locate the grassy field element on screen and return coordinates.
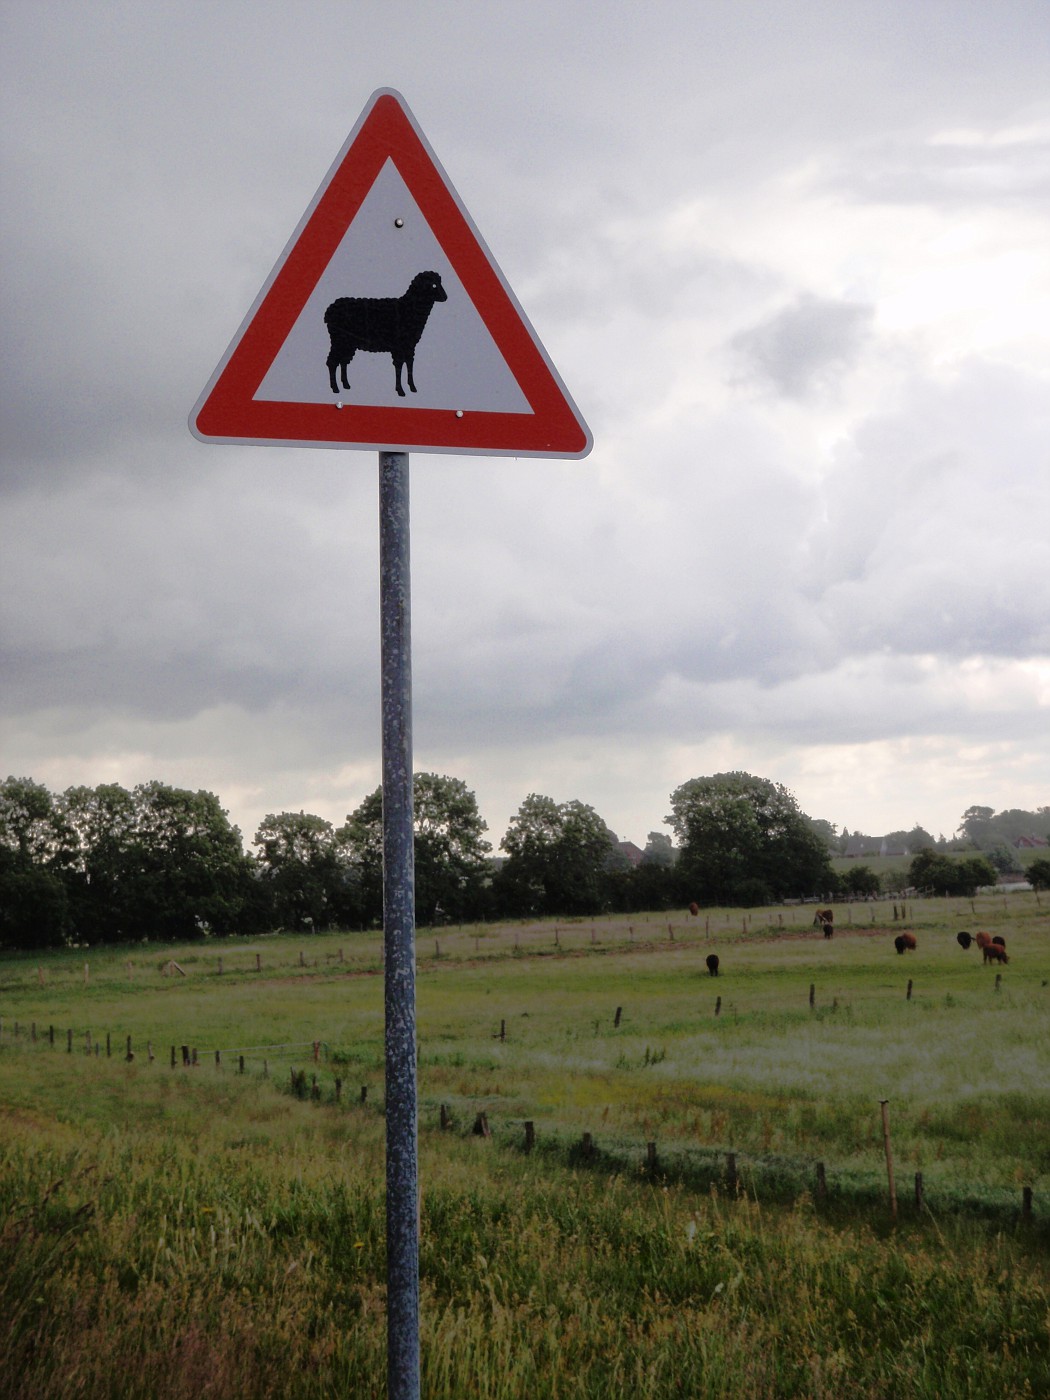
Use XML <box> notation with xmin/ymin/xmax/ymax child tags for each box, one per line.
<box><xmin>2</xmin><ymin>892</ymin><xmax>1048</xmax><ymax>1397</ymax></box>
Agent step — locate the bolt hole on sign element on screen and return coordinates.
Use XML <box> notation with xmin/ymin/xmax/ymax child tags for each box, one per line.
<box><xmin>190</xmin><ymin>89</ymin><xmax>592</xmax><ymax>458</ymax></box>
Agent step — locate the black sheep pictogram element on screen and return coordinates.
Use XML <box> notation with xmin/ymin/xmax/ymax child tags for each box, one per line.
<box><xmin>324</xmin><ymin>271</ymin><xmax>448</xmax><ymax>397</ymax></box>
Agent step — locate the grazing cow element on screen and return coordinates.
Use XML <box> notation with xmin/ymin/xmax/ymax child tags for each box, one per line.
<box><xmin>814</xmin><ymin>908</ymin><xmax>834</xmax><ymax>938</ymax></box>
<box><xmin>957</xmin><ymin>931</ymin><xmax>973</xmax><ymax>950</ymax></box>
<box><xmin>689</xmin><ymin>902</ymin><xmax>700</xmax><ymax>917</ymax></box>
<box><xmin>894</xmin><ymin>933</ymin><xmax>917</xmax><ymax>954</ymax></box>
<box><xmin>974</xmin><ymin>931</ymin><xmax>993</xmax><ymax>951</ymax></box>
<box><xmin>325</xmin><ymin>270</ymin><xmax>448</xmax><ymax>397</ymax></box>
<box><xmin>706</xmin><ymin>954</ymin><xmax>720</xmax><ymax>977</ymax></box>
<box><xmin>983</xmin><ymin>943</ymin><xmax>1009</xmax><ymax>965</ymax></box>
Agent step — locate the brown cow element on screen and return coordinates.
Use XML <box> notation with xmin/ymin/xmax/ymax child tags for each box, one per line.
<box><xmin>974</xmin><ymin>931</ymin><xmax>993</xmax><ymax>950</ymax></box>
<box><xmin>983</xmin><ymin>943</ymin><xmax>1009</xmax><ymax>965</ymax></box>
<box><xmin>689</xmin><ymin>902</ymin><xmax>700</xmax><ymax>917</ymax></box>
<box><xmin>894</xmin><ymin>932</ymin><xmax>917</xmax><ymax>954</ymax></box>
<box><xmin>814</xmin><ymin>908</ymin><xmax>834</xmax><ymax>938</ymax></box>
<box><xmin>706</xmin><ymin>953</ymin><xmax>720</xmax><ymax>977</ymax></box>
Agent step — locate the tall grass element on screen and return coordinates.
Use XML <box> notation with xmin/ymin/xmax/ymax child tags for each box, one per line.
<box><xmin>2</xmin><ymin>892</ymin><xmax>1048</xmax><ymax>1396</ymax></box>
<box><xmin>2</xmin><ymin>1108</ymin><xmax>1047</xmax><ymax>1398</ymax></box>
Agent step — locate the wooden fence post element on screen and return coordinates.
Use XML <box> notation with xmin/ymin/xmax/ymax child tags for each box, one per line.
<box><xmin>256</xmin><ymin>952</ymin><xmax>262</xmax><ymax>972</ymax></box>
<box><xmin>106</xmin><ymin>1032</ymin><xmax>111</xmax><ymax>1057</ymax></box>
<box><xmin>126</xmin><ymin>1035</ymin><xmax>134</xmax><ymax>1062</ymax></box>
<box><xmin>440</xmin><ymin>1104</ymin><xmax>451</xmax><ymax>1130</ymax></box>
<box><xmin>360</xmin><ymin>1085</ymin><xmax>368</xmax><ymax>1104</ymax></box>
<box><xmin>647</xmin><ymin>1141</ymin><xmax>657</xmax><ymax>1173</ymax></box>
<box><xmin>906</xmin><ymin>979</ymin><xmax>913</xmax><ymax>1001</ymax></box>
<box><xmin>816</xmin><ymin>1162</ymin><xmax>827</xmax><ymax>1200</ymax></box>
<box><xmin>524</xmin><ymin>1120</ymin><xmax>535</xmax><ymax>1153</ymax></box>
<box><xmin>334</xmin><ymin>1077</ymin><xmax>341</xmax><ymax>1100</ymax></box>
<box><xmin>726</xmin><ymin>1153</ymin><xmax>738</xmax><ymax>1193</ymax></box>
<box><xmin>67</xmin><ymin>1028</ymin><xmax>73</xmax><ymax>1053</ymax></box>
<box><xmin>581</xmin><ymin>1131</ymin><xmax>594</xmax><ymax>1159</ymax></box>
<box><xmin>614</xmin><ymin>1006</ymin><xmax>623</xmax><ymax>1027</ymax></box>
<box><xmin>809</xmin><ymin>983</ymin><xmax>815</xmax><ymax>1009</ymax></box>
<box><xmin>1022</xmin><ymin>1186</ymin><xmax>1033</xmax><ymax>1223</ymax></box>
<box><xmin>914</xmin><ymin>1172</ymin><xmax>924</xmax><ymax>1211</ymax></box>
<box><xmin>879</xmin><ymin>1100</ymin><xmax>898</xmax><ymax>1220</ymax></box>
<box><xmin>715</xmin><ymin>996</ymin><xmax>721</xmax><ymax>1016</ymax></box>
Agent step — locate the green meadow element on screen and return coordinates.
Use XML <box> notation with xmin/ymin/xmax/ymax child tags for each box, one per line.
<box><xmin>2</xmin><ymin>893</ymin><xmax>1048</xmax><ymax>1398</ymax></box>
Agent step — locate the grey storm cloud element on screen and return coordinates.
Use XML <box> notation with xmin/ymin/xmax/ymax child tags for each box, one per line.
<box><xmin>2</xmin><ymin>0</ymin><xmax>1049</xmax><ymax>848</ymax></box>
<box><xmin>729</xmin><ymin>295</ymin><xmax>875</xmax><ymax>398</ymax></box>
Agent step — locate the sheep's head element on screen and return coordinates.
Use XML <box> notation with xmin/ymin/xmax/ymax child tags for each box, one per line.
<box><xmin>409</xmin><ymin>271</ymin><xmax>447</xmax><ymax>303</ymax></box>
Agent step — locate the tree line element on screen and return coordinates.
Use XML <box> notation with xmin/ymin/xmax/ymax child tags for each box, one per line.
<box><xmin>2</xmin><ymin>772</ymin><xmax>1042</xmax><ymax>950</ymax></box>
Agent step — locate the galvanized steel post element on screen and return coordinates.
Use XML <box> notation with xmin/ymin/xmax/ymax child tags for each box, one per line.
<box><xmin>379</xmin><ymin>450</ymin><xmax>419</xmax><ymax>1399</ymax></box>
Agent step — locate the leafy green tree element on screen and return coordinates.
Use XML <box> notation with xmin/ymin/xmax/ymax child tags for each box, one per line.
<box><xmin>986</xmin><ymin>843</ymin><xmax>1022</xmax><ymax>875</ymax></box>
<box><xmin>807</xmin><ymin>818</ymin><xmax>838</xmax><ymax>853</ymax></box>
<box><xmin>641</xmin><ymin>831</ymin><xmax>676</xmax><ymax>867</ymax></box>
<box><xmin>59</xmin><ymin>783</ymin><xmax>139</xmax><ymax>943</ymax></box>
<box><xmin>496</xmin><ymin>794</ymin><xmax>620</xmax><ymax>917</ymax></box>
<box><xmin>0</xmin><ymin>777</ymin><xmax>71</xmax><ymax>947</ymax></box>
<box><xmin>1027</xmin><ymin>857</ymin><xmax>1050</xmax><ymax>891</ymax></box>
<box><xmin>667</xmin><ymin>772</ymin><xmax>834</xmax><ymax>906</ymax></box>
<box><xmin>842</xmin><ymin>864</ymin><xmax>881</xmax><ymax>898</ymax></box>
<box><xmin>340</xmin><ymin>773</ymin><xmax>491</xmax><ymax>926</ymax></box>
<box><xmin>125</xmin><ymin>782</ymin><xmax>254</xmax><ymax>941</ymax></box>
<box><xmin>957</xmin><ymin>806</ymin><xmax>995</xmax><ymax>845</ymax></box>
<box><xmin>908</xmin><ymin>848</ymin><xmax>996</xmax><ymax>896</ymax></box>
<box><xmin>254</xmin><ymin>811</ymin><xmax>349</xmax><ymax>931</ymax></box>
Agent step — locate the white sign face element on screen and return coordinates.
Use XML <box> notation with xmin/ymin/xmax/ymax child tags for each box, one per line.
<box><xmin>254</xmin><ymin>161</ymin><xmax>531</xmax><ymax>414</ymax></box>
<box><xmin>190</xmin><ymin>89</ymin><xmax>592</xmax><ymax>457</ymax></box>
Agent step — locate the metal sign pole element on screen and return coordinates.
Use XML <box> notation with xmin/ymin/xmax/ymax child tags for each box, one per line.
<box><xmin>379</xmin><ymin>449</ymin><xmax>420</xmax><ymax>1399</ymax></box>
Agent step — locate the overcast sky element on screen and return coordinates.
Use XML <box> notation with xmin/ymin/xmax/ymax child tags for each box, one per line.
<box><xmin>3</xmin><ymin>0</ymin><xmax>1049</xmax><ymax>854</ymax></box>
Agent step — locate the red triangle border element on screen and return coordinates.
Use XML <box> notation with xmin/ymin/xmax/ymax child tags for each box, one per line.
<box><xmin>191</xmin><ymin>90</ymin><xmax>592</xmax><ymax>458</ymax></box>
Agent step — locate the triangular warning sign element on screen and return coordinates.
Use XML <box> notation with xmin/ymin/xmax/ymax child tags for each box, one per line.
<box><xmin>190</xmin><ymin>89</ymin><xmax>592</xmax><ymax>458</ymax></box>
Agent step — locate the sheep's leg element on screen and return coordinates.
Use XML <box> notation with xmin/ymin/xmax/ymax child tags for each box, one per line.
<box><xmin>326</xmin><ymin>344</ymin><xmax>355</xmax><ymax>394</ymax></box>
<box><xmin>392</xmin><ymin>354</ymin><xmax>406</xmax><ymax>397</ymax></box>
<box><xmin>405</xmin><ymin>349</ymin><xmax>417</xmax><ymax>394</ymax></box>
